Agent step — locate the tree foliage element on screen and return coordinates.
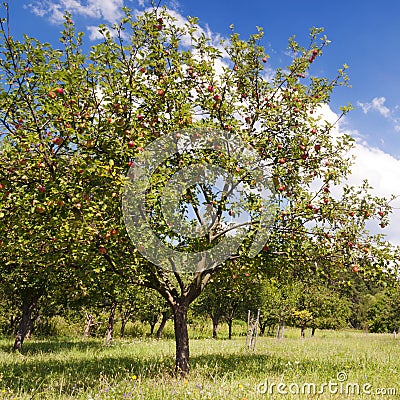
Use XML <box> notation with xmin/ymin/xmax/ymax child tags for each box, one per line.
<box><xmin>0</xmin><ymin>5</ymin><xmax>398</xmax><ymax>373</ymax></box>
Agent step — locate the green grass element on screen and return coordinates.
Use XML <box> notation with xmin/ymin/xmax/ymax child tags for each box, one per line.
<box><xmin>0</xmin><ymin>327</ymin><xmax>399</xmax><ymax>399</ymax></box>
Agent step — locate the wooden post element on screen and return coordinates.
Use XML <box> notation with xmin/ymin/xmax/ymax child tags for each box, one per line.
<box><xmin>246</xmin><ymin>310</ymin><xmax>251</xmax><ymax>348</ymax></box>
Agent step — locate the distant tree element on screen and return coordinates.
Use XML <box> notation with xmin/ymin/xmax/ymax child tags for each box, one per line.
<box><xmin>365</xmin><ymin>287</ymin><xmax>400</xmax><ymax>333</ymax></box>
<box><xmin>291</xmin><ymin>281</ymin><xmax>351</xmax><ymax>337</ymax></box>
<box><xmin>193</xmin><ymin>262</ymin><xmax>262</xmax><ymax>339</ymax></box>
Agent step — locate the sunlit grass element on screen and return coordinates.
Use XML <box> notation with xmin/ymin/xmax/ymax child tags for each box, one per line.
<box><xmin>0</xmin><ymin>327</ymin><xmax>399</xmax><ymax>399</ymax></box>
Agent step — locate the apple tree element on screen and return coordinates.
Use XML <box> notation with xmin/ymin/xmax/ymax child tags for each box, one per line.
<box><xmin>1</xmin><ymin>5</ymin><xmax>398</xmax><ymax>374</ymax></box>
<box><xmin>193</xmin><ymin>261</ymin><xmax>263</xmax><ymax>339</ymax></box>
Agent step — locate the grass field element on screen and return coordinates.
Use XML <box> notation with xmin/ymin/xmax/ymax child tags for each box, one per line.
<box><xmin>0</xmin><ymin>325</ymin><xmax>399</xmax><ymax>399</ymax></box>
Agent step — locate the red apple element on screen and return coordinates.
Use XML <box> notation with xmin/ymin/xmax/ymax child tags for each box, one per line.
<box><xmin>128</xmin><ymin>141</ymin><xmax>135</xmax><ymax>148</ymax></box>
<box><xmin>207</xmin><ymin>85</ymin><xmax>214</xmax><ymax>92</ymax></box>
<box><xmin>140</xmin><ymin>67</ymin><xmax>146</xmax><ymax>73</ymax></box>
<box><xmin>157</xmin><ymin>89</ymin><xmax>165</xmax><ymax>96</ymax></box>
<box><xmin>0</xmin><ymin>183</ymin><xmax>4</xmax><ymax>190</ymax></box>
<box><xmin>213</xmin><ymin>94</ymin><xmax>221</xmax><ymax>101</ymax></box>
<box><xmin>352</xmin><ymin>265</ymin><xmax>359</xmax><ymax>273</ymax></box>
<box><xmin>262</xmin><ymin>56</ymin><xmax>268</xmax><ymax>63</ymax></box>
<box><xmin>55</xmin><ymin>87</ymin><xmax>64</xmax><ymax>95</ymax></box>
<box><xmin>323</xmin><ymin>197</ymin><xmax>329</xmax><ymax>204</ymax></box>
<box><xmin>111</xmin><ymin>229</ymin><xmax>118</xmax><ymax>236</ymax></box>
<box><xmin>314</xmin><ymin>144</ymin><xmax>321</xmax><ymax>151</ymax></box>
<box><xmin>38</xmin><ymin>185</ymin><xmax>45</xmax><ymax>193</ymax></box>
<box><xmin>307</xmin><ymin>203</ymin><xmax>313</xmax><ymax>209</ymax></box>
<box><xmin>278</xmin><ymin>158</ymin><xmax>286</xmax><ymax>164</ymax></box>
<box><xmin>52</xmin><ymin>137</ymin><xmax>64</xmax><ymax>146</ymax></box>
<box><xmin>99</xmin><ymin>246</ymin><xmax>107</xmax><ymax>254</ymax></box>
<box><xmin>378</xmin><ymin>211</ymin><xmax>384</xmax><ymax>217</ymax></box>
<box><xmin>48</xmin><ymin>92</ymin><xmax>56</xmax><ymax>99</ymax></box>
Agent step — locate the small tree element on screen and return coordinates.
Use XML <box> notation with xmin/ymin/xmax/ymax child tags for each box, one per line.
<box><xmin>193</xmin><ymin>262</ymin><xmax>262</xmax><ymax>339</ymax></box>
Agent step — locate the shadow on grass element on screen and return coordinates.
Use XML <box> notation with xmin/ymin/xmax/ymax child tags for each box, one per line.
<box><xmin>0</xmin><ymin>337</ymin><xmax>104</xmax><ymax>355</ymax></box>
<box><xmin>0</xmin><ymin>338</ymin><xmax>347</xmax><ymax>395</ymax></box>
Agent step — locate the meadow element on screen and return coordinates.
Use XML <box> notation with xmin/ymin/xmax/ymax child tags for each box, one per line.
<box><xmin>0</xmin><ymin>323</ymin><xmax>398</xmax><ymax>399</ymax></box>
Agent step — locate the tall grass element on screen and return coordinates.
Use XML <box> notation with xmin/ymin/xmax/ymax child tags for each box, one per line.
<box><xmin>0</xmin><ymin>326</ymin><xmax>398</xmax><ymax>399</ymax></box>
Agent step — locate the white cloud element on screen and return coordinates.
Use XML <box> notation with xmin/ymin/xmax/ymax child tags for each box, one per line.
<box><xmin>350</xmin><ymin>141</ymin><xmax>400</xmax><ymax>245</ymax></box>
<box><xmin>26</xmin><ymin>0</ymin><xmax>124</xmax><ymax>24</ymax></box>
<box><xmin>317</xmin><ymin>105</ymin><xmax>400</xmax><ymax>245</ymax></box>
<box><xmin>86</xmin><ymin>25</ymin><xmax>106</xmax><ymax>40</ymax></box>
<box><xmin>358</xmin><ymin>96</ymin><xmax>391</xmax><ymax>118</ymax></box>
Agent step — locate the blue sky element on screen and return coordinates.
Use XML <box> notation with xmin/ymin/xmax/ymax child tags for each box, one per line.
<box><xmin>3</xmin><ymin>0</ymin><xmax>400</xmax><ymax>242</ymax></box>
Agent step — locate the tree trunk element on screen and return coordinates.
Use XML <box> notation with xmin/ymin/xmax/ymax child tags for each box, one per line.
<box><xmin>301</xmin><ymin>324</ymin><xmax>305</xmax><ymax>339</ymax></box>
<box><xmin>120</xmin><ymin>310</ymin><xmax>133</xmax><ymax>338</ymax></box>
<box><xmin>156</xmin><ymin>311</ymin><xmax>169</xmax><ymax>340</ymax></box>
<box><xmin>276</xmin><ymin>319</ymin><xmax>285</xmax><ymax>339</ymax></box>
<box><xmin>212</xmin><ymin>315</ymin><xmax>219</xmax><ymax>339</ymax></box>
<box><xmin>13</xmin><ymin>293</ymin><xmax>41</xmax><ymax>352</ymax></box>
<box><xmin>227</xmin><ymin>318</ymin><xmax>233</xmax><ymax>340</ymax></box>
<box><xmin>259</xmin><ymin>321</ymin><xmax>267</xmax><ymax>336</ymax></box>
<box><xmin>83</xmin><ymin>313</ymin><xmax>94</xmax><ymax>338</ymax></box>
<box><xmin>25</xmin><ymin>310</ymin><xmax>39</xmax><ymax>340</ymax></box>
<box><xmin>173</xmin><ymin>303</ymin><xmax>189</xmax><ymax>376</ymax></box>
<box><xmin>311</xmin><ymin>326</ymin><xmax>316</xmax><ymax>337</ymax></box>
<box><xmin>105</xmin><ymin>301</ymin><xmax>117</xmax><ymax>345</ymax></box>
<box><xmin>120</xmin><ymin>319</ymin><xmax>127</xmax><ymax>338</ymax></box>
<box><xmin>149</xmin><ymin>321</ymin><xmax>157</xmax><ymax>336</ymax></box>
